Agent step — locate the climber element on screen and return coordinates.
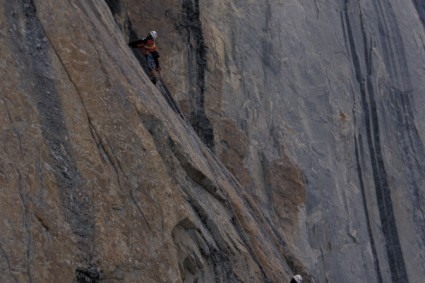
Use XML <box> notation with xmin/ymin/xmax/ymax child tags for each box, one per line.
<box><xmin>129</xmin><ymin>31</ymin><xmax>161</xmax><ymax>84</ymax></box>
<box><xmin>290</xmin><ymin>274</ymin><xmax>303</xmax><ymax>283</ymax></box>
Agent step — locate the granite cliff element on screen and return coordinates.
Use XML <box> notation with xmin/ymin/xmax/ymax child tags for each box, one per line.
<box><xmin>1</xmin><ymin>0</ymin><xmax>425</xmax><ymax>282</ymax></box>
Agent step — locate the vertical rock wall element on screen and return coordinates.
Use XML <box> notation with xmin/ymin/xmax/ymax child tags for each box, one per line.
<box><xmin>0</xmin><ymin>0</ymin><xmax>297</xmax><ymax>282</ymax></box>
<box><xmin>113</xmin><ymin>0</ymin><xmax>425</xmax><ymax>282</ymax></box>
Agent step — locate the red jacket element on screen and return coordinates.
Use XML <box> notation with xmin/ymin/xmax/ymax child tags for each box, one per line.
<box><xmin>139</xmin><ymin>39</ymin><xmax>157</xmax><ymax>53</ymax></box>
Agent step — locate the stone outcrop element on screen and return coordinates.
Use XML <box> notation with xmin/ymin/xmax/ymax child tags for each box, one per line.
<box><xmin>1</xmin><ymin>0</ymin><xmax>425</xmax><ymax>282</ymax></box>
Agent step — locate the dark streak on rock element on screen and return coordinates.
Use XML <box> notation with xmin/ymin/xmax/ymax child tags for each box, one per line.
<box><xmin>371</xmin><ymin>1</ymin><xmax>425</xmax><ymax>265</ymax></box>
<box><xmin>181</xmin><ymin>0</ymin><xmax>215</xmax><ymax>150</ymax></box>
<box><xmin>373</xmin><ymin>0</ymin><xmax>425</xmax><ymax>275</ymax></box>
<box><xmin>412</xmin><ymin>0</ymin><xmax>425</xmax><ymax>29</ymax></box>
<box><xmin>104</xmin><ymin>0</ymin><xmax>121</xmax><ymax>17</ymax></box>
<box><xmin>18</xmin><ymin>0</ymin><xmax>95</xmax><ymax>256</ymax></box>
<box><xmin>343</xmin><ymin>1</ymin><xmax>408</xmax><ymax>281</ymax></box>
<box><xmin>354</xmin><ymin>136</ymin><xmax>383</xmax><ymax>283</ymax></box>
<box><xmin>75</xmin><ymin>266</ymin><xmax>101</xmax><ymax>283</ymax></box>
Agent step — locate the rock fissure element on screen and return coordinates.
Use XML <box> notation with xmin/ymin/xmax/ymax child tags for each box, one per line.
<box><xmin>170</xmin><ymin>139</ymin><xmax>224</xmax><ymax>201</ymax></box>
<box><xmin>181</xmin><ymin>0</ymin><xmax>214</xmax><ymax>150</ymax></box>
<box><xmin>102</xmin><ymin>137</ymin><xmax>126</xmax><ymax>179</ymax></box>
<box><xmin>34</xmin><ymin>213</ymin><xmax>50</xmax><ymax>234</ymax></box>
<box><xmin>97</xmin><ymin>136</ymin><xmax>152</xmax><ymax>229</ymax></box>
<box><xmin>104</xmin><ymin>0</ymin><xmax>121</xmax><ymax>17</ymax></box>
<box><xmin>184</xmin><ymin>196</ymin><xmax>224</xmax><ymax>249</ymax></box>
<box><xmin>129</xmin><ymin>189</ymin><xmax>152</xmax><ymax>230</ymax></box>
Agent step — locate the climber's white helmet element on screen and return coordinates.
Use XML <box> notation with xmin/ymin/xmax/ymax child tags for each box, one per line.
<box><xmin>293</xmin><ymin>275</ymin><xmax>303</xmax><ymax>283</ymax></box>
<box><xmin>150</xmin><ymin>31</ymin><xmax>158</xmax><ymax>39</ymax></box>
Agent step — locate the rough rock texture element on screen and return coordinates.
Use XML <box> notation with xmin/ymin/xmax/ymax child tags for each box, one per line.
<box><xmin>0</xmin><ymin>0</ymin><xmax>297</xmax><ymax>282</ymax></box>
<box><xmin>116</xmin><ymin>0</ymin><xmax>425</xmax><ymax>282</ymax></box>
<box><xmin>1</xmin><ymin>0</ymin><xmax>425</xmax><ymax>283</ymax></box>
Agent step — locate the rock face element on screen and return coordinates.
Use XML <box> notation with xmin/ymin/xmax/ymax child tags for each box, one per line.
<box><xmin>1</xmin><ymin>0</ymin><xmax>424</xmax><ymax>283</ymax></box>
<box><xmin>0</xmin><ymin>1</ymin><xmax>292</xmax><ymax>282</ymax></box>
